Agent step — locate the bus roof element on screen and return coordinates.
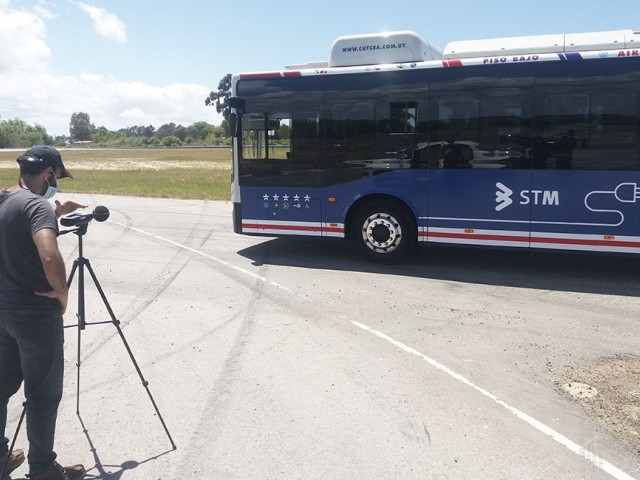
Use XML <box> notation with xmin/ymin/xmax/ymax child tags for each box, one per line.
<box><xmin>443</xmin><ymin>29</ymin><xmax>640</xmax><ymax>60</ymax></box>
<box><xmin>309</xmin><ymin>29</ymin><xmax>640</xmax><ymax>67</ymax></box>
<box><xmin>245</xmin><ymin>29</ymin><xmax>640</xmax><ymax>80</ymax></box>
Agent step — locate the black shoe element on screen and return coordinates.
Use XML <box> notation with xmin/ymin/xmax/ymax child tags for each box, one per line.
<box><xmin>27</xmin><ymin>461</ymin><xmax>86</xmax><ymax>480</ymax></box>
<box><xmin>0</xmin><ymin>449</ymin><xmax>25</xmax><ymax>475</ymax></box>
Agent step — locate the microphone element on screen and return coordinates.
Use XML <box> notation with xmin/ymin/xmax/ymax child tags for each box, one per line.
<box><xmin>61</xmin><ymin>205</ymin><xmax>110</xmax><ymax>227</ymax></box>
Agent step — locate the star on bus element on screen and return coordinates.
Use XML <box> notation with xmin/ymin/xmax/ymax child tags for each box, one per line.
<box><xmin>293</xmin><ymin>194</ymin><xmax>300</xmax><ymax>202</ymax></box>
<box><xmin>273</xmin><ymin>194</ymin><xmax>280</xmax><ymax>201</ymax></box>
<box><xmin>283</xmin><ymin>194</ymin><xmax>289</xmax><ymax>201</ymax></box>
<box><xmin>304</xmin><ymin>195</ymin><xmax>310</xmax><ymax>202</ymax></box>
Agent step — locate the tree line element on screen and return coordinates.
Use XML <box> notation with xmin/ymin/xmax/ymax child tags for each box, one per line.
<box><xmin>0</xmin><ymin>112</ymin><xmax>230</xmax><ymax>149</ymax></box>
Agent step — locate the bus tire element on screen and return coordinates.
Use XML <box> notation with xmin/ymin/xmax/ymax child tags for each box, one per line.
<box><xmin>351</xmin><ymin>201</ymin><xmax>417</xmax><ymax>262</ymax></box>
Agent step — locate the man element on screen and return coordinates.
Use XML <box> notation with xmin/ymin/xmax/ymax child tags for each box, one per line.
<box><xmin>0</xmin><ymin>146</ymin><xmax>86</xmax><ymax>480</ymax></box>
<box><xmin>556</xmin><ymin>129</ymin><xmax>578</xmax><ymax>169</ymax></box>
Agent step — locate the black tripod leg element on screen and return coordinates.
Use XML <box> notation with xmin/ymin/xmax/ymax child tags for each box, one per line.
<box><xmin>84</xmin><ymin>260</ymin><xmax>176</xmax><ymax>450</ymax></box>
<box><xmin>75</xmin><ymin>312</ymin><xmax>82</xmax><ymax>415</ymax></box>
<box><xmin>1</xmin><ymin>402</ymin><xmax>26</xmax><ymax>479</ymax></box>
<box><xmin>66</xmin><ymin>258</ymin><xmax>79</xmax><ymax>289</ymax></box>
<box><xmin>66</xmin><ymin>257</ymin><xmax>86</xmax><ymax>415</ymax></box>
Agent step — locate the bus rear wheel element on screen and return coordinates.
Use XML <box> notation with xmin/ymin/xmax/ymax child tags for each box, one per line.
<box><xmin>351</xmin><ymin>201</ymin><xmax>417</xmax><ymax>262</ymax></box>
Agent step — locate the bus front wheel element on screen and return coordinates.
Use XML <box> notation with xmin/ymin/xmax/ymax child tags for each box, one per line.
<box><xmin>351</xmin><ymin>201</ymin><xmax>417</xmax><ymax>262</ymax></box>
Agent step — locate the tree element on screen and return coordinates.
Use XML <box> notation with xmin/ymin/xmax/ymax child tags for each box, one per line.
<box><xmin>219</xmin><ymin>119</ymin><xmax>229</xmax><ymax>138</ymax></box>
<box><xmin>187</xmin><ymin>121</ymin><xmax>214</xmax><ymax>142</ymax></box>
<box><xmin>155</xmin><ymin>122</ymin><xmax>177</xmax><ymax>139</ymax></box>
<box><xmin>161</xmin><ymin>135</ymin><xmax>182</xmax><ymax>147</ymax></box>
<box><xmin>174</xmin><ymin>125</ymin><xmax>187</xmax><ymax>141</ymax></box>
<box><xmin>0</xmin><ymin>118</ymin><xmax>53</xmax><ymax>148</ymax></box>
<box><xmin>205</xmin><ymin>73</ymin><xmax>232</xmax><ymax>121</ymax></box>
<box><xmin>69</xmin><ymin>112</ymin><xmax>95</xmax><ymax>141</ymax></box>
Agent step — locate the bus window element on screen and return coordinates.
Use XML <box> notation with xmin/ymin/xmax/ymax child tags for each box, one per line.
<box><xmin>591</xmin><ymin>93</ymin><xmax>637</xmax><ymax>145</ymax></box>
<box><xmin>265</xmin><ymin>112</ymin><xmax>322</xmax><ymax>162</ymax></box>
<box><xmin>332</xmin><ymin>103</ymin><xmax>374</xmax><ymax>147</ymax></box>
<box><xmin>544</xmin><ymin>94</ymin><xmax>589</xmax><ymax>140</ymax></box>
<box><xmin>540</xmin><ymin>87</ymin><xmax>640</xmax><ymax>170</ymax></box>
<box><xmin>430</xmin><ymin>76</ymin><xmax>535</xmax><ymax>169</ymax></box>
<box><xmin>290</xmin><ymin>112</ymin><xmax>321</xmax><ymax>159</ymax></box>
<box><xmin>389</xmin><ymin>101</ymin><xmax>417</xmax><ymax>139</ymax></box>
<box><xmin>436</xmin><ymin>98</ymin><xmax>479</xmax><ymax>145</ymax></box>
<box><xmin>241</xmin><ymin>113</ymin><xmax>267</xmax><ymax>160</ymax></box>
<box><xmin>267</xmin><ymin>114</ymin><xmax>290</xmax><ymax>160</ymax></box>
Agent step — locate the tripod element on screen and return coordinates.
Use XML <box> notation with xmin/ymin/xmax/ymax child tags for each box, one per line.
<box><xmin>63</xmin><ymin>222</ymin><xmax>176</xmax><ymax>449</ymax></box>
<box><xmin>2</xmin><ymin>222</ymin><xmax>176</xmax><ymax>479</ymax></box>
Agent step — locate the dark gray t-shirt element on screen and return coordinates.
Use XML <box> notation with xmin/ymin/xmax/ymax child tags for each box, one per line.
<box><xmin>0</xmin><ymin>188</ymin><xmax>59</xmax><ymax>308</ymax></box>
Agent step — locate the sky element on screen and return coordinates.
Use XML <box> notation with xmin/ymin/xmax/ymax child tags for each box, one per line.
<box><xmin>1</xmin><ymin>0</ymin><xmax>639</xmax><ymax>137</ymax></box>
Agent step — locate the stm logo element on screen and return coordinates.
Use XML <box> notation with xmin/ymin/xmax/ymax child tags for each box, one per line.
<box><xmin>495</xmin><ymin>182</ymin><xmax>560</xmax><ymax>211</ymax></box>
<box><xmin>495</xmin><ymin>182</ymin><xmax>513</xmax><ymax>211</ymax></box>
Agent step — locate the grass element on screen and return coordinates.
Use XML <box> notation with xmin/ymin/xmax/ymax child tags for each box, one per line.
<box><xmin>0</xmin><ymin>147</ymin><xmax>232</xmax><ymax>200</ymax></box>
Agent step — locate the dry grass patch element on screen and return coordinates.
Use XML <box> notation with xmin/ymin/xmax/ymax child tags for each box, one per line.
<box><xmin>0</xmin><ymin>148</ymin><xmax>232</xmax><ymax>200</ymax></box>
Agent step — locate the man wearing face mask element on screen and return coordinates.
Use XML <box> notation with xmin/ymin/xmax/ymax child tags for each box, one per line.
<box><xmin>0</xmin><ymin>146</ymin><xmax>86</xmax><ymax>480</ymax></box>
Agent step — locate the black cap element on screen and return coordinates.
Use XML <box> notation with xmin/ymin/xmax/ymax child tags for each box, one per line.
<box><xmin>17</xmin><ymin>145</ymin><xmax>72</xmax><ymax>179</ymax></box>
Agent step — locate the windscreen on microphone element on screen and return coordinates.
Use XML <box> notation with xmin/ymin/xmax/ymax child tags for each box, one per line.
<box><xmin>92</xmin><ymin>205</ymin><xmax>110</xmax><ymax>222</ymax></box>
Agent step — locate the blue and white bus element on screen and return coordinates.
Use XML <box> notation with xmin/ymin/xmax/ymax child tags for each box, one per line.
<box><xmin>229</xmin><ymin>29</ymin><xmax>640</xmax><ymax>261</ymax></box>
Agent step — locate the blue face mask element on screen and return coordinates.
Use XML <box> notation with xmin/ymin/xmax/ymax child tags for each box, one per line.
<box><xmin>43</xmin><ymin>171</ymin><xmax>58</xmax><ymax>199</ymax></box>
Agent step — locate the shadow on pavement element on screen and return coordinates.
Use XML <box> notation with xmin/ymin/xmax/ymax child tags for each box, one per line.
<box><xmin>237</xmin><ymin>237</ymin><xmax>640</xmax><ymax>297</ymax></box>
<box><xmin>76</xmin><ymin>415</ymin><xmax>175</xmax><ymax>480</ymax></box>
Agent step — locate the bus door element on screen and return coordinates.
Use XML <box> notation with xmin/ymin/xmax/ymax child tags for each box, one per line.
<box><xmin>425</xmin><ymin>165</ymin><xmax>532</xmax><ymax>249</ymax></box>
<box><xmin>424</xmin><ymin>78</ymin><xmax>536</xmax><ymax>248</ymax></box>
<box><xmin>238</xmin><ymin>111</ymin><xmax>326</xmax><ymax>236</ymax></box>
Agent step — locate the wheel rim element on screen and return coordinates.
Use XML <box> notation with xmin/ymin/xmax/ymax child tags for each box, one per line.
<box><xmin>361</xmin><ymin>212</ymin><xmax>402</xmax><ymax>253</ymax></box>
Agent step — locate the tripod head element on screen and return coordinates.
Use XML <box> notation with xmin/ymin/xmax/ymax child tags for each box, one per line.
<box><xmin>61</xmin><ymin>205</ymin><xmax>110</xmax><ymax>227</ymax></box>
<box><xmin>60</xmin><ymin>206</ymin><xmax>110</xmax><ymax>236</ymax></box>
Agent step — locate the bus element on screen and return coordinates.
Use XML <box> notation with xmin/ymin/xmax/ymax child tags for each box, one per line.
<box><xmin>228</xmin><ymin>29</ymin><xmax>640</xmax><ymax>262</ymax></box>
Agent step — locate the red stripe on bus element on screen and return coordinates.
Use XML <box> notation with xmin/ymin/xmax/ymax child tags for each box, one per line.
<box><xmin>425</xmin><ymin>231</ymin><xmax>640</xmax><ymax>249</ymax></box>
<box><xmin>243</xmin><ymin>223</ymin><xmax>343</xmax><ymax>233</ymax></box>
<box><xmin>283</xmin><ymin>71</ymin><xmax>301</xmax><ymax>77</ymax></box>
<box><xmin>443</xmin><ymin>59</ymin><xmax>463</xmax><ymax>68</ymax></box>
<box><xmin>239</xmin><ymin>72</ymin><xmax>282</xmax><ymax>79</ymax></box>
<box><xmin>426</xmin><ymin>231</ymin><xmax>527</xmax><ymax>242</ymax></box>
<box><xmin>532</xmin><ymin>236</ymin><xmax>640</xmax><ymax>248</ymax></box>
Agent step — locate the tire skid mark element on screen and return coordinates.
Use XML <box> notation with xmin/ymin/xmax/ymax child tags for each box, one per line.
<box><xmin>175</xmin><ymin>277</ymin><xmax>264</xmax><ymax>475</ymax></box>
<box><xmin>70</xmin><ymin>306</ymin><xmax>249</xmax><ymax>397</ymax></box>
<box><xmin>65</xmin><ymin>203</ymin><xmax>219</xmax><ymax>371</ymax></box>
<box><xmin>61</xmin><ymin>200</ymin><xmax>135</xmax><ymax>263</ymax></box>
<box><xmin>111</xmin><ymin>220</ymin><xmax>313</xmax><ymax>303</ymax></box>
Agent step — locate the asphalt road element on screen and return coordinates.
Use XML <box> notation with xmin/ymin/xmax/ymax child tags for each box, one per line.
<box><xmin>5</xmin><ymin>194</ymin><xmax>640</xmax><ymax>480</ymax></box>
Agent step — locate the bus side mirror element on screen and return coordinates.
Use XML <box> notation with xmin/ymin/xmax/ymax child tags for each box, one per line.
<box><xmin>228</xmin><ymin>113</ymin><xmax>239</xmax><ymax>138</ymax></box>
<box><xmin>227</xmin><ymin>97</ymin><xmax>244</xmax><ymax>137</ymax></box>
<box><xmin>228</xmin><ymin>97</ymin><xmax>245</xmax><ymax>110</ymax></box>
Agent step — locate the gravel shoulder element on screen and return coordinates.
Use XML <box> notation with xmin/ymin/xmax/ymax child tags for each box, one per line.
<box><xmin>558</xmin><ymin>354</ymin><xmax>640</xmax><ymax>454</ymax></box>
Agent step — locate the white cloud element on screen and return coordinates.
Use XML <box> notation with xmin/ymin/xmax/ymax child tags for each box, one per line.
<box><xmin>118</xmin><ymin>108</ymin><xmax>146</xmax><ymax>121</ymax></box>
<box><xmin>0</xmin><ymin>4</ymin><xmax>221</xmax><ymax>136</ymax></box>
<box><xmin>34</xmin><ymin>3</ymin><xmax>56</xmax><ymax>21</ymax></box>
<box><xmin>0</xmin><ymin>7</ymin><xmax>50</xmax><ymax>73</ymax></box>
<box><xmin>78</xmin><ymin>2</ymin><xmax>127</xmax><ymax>44</ymax></box>
<box><xmin>0</xmin><ymin>69</ymin><xmax>219</xmax><ymax>135</ymax></box>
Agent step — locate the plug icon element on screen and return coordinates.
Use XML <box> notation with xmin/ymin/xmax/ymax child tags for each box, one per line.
<box><xmin>614</xmin><ymin>183</ymin><xmax>640</xmax><ymax>203</ymax></box>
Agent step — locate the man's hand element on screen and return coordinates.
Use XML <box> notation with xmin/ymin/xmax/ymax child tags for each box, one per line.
<box><xmin>35</xmin><ymin>289</ymin><xmax>68</xmax><ymax>315</ymax></box>
<box><xmin>55</xmin><ymin>200</ymin><xmax>88</xmax><ymax>218</ymax></box>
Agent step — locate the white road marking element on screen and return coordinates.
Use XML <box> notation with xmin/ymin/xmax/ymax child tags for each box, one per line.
<box><xmin>112</xmin><ymin>222</ymin><xmax>313</xmax><ymax>302</ymax></box>
<box><xmin>351</xmin><ymin>320</ymin><xmax>637</xmax><ymax>480</ymax></box>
